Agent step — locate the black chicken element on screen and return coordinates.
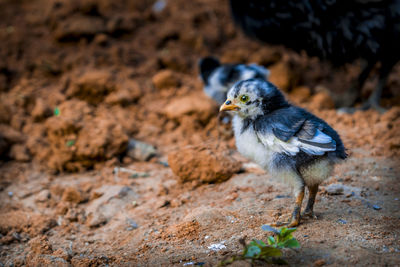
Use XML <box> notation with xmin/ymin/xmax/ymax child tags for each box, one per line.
<box><xmin>229</xmin><ymin>0</ymin><xmax>400</xmax><ymax>111</ymax></box>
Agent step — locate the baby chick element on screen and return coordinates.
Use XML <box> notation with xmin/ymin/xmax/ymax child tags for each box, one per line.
<box><xmin>220</xmin><ymin>79</ymin><xmax>347</xmax><ymax>226</ymax></box>
<box><xmin>199</xmin><ymin>57</ymin><xmax>270</xmax><ymax>105</ymax></box>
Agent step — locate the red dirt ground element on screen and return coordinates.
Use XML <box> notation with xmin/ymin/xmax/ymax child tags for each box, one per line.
<box><xmin>0</xmin><ymin>0</ymin><xmax>399</xmax><ymax>266</ymax></box>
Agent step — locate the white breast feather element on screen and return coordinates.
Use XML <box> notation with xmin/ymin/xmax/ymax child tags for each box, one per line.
<box><xmin>233</xmin><ymin>116</ymin><xmax>272</xmax><ymax>169</ymax></box>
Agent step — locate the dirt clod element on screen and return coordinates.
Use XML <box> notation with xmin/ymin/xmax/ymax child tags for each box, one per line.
<box><xmin>67</xmin><ymin>69</ymin><xmax>116</xmax><ymax>105</ymax></box>
<box><xmin>152</xmin><ymin>70</ymin><xmax>180</xmax><ymax>90</ymax></box>
<box><xmin>61</xmin><ymin>187</ymin><xmax>84</xmax><ymax>203</ymax></box>
<box><xmin>168</xmin><ymin>143</ymin><xmax>241</xmax><ymax>184</ymax></box>
<box><xmin>127</xmin><ymin>139</ymin><xmax>157</xmax><ymax>161</ymax></box>
<box><xmin>29</xmin><ymin>235</ymin><xmax>53</xmax><ymax>255</ymax></box>
<box><xmin>54</xmin><ymin>15</ymin><xmax>106</xmax><ymax>41</ymax></box>
<box><xmin>163</xmin><ymin>93</ymin><xmax>217</xmax><ymax>123</ymax></box>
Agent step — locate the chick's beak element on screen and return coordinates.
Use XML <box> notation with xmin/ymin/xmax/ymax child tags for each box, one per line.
<box><xmin>220</xmin><ymin>100</ymin><xmax>240</xmax><ymax>112</ymax></box>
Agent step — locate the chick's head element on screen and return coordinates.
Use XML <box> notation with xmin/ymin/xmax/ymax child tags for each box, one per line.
<box><xmin>220</xmin><ymin>79</ymin><xmax>288</xmax><ymax>118</ymax></box>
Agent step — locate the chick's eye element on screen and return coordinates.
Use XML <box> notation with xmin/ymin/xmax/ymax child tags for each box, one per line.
<box><xmin>240</xmin><ymin>95</ymin><xmax>249</xmax><ymax>103</ymax></box>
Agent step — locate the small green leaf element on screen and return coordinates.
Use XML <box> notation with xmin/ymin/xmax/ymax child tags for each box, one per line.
<box><xmin>279</xmin><ymin>227</ymin><xmax>287</xmax><ymax>235</ymax></box>
<box><xmin>245</xmin><ymin>245</ymin><xmax>261</xmax><ymax>258</ymax></box>
<box><xmin>254</xmin><ymin>239</ymin><xmax>267</xmax><ymax>247</ymax></box>
<box><xmin>66</xmin><ymin>139</ymin><xmax>75</xmax><ymax>147</ymax></box>
<box><xmin>282</xmin><ymin>238</ymin><xmax>300</xmax><ymax>248</ymax></box>
<box><xmin>54</xmin><ymin>107</ymin><xmax>60</xmax><ymax>116</ymax></box>
<box><xmin>259</xmin><ymin>246</ymin><xmax>282</xmax><ymax>257</ymax></box>
<box><xmin>261</xmin><ymin>224</ymin><xmax>280</xmax><ymax>234</ymax></box>
<box><xmin>267</xmin><ymin>236</ymin><xmax>275</xmax><ymax>245</ymax></box>
<box><xmin>280</xmin><ymin>227</ymin><xmax>297</xmax><ymax>238</ymax></box>
<box><xmin>278</xmin><ymin>235</ymin><xmax>293</xmax><ymax>244</ymax></box>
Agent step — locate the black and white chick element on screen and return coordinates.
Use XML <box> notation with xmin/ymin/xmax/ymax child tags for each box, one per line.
<box><xmin>199</xmin><ymin>57</ymin><xmax>270</xmax><ymax>105</ymax></box>
<box><xmin>220</xmin><ymin>79</ymin><xmax>347</xmax><ymax>227</ymax></box>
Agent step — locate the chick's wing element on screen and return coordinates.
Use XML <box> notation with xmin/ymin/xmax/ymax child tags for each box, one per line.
<box><xmin>255</xmin><ymin>107</ymin><xmax>336</xmax><ymax>156</ymax></box>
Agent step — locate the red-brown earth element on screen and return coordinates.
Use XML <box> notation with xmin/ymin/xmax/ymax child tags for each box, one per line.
<box><xmin>0</xmin><ymin>0</ymin><xmax>399</xmax><ymax>266</ymax></box>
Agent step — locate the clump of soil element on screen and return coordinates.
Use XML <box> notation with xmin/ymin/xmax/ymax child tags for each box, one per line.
<box><xmin>168</xmin><ymin>143</ymin><xmax>242</xmax><ymax>184</ymax></box>
<box><xmin>43</xmin><ymin>99</ymin><xmax>128</xmax><ymax>171</ymax></box>
<box><xmin>152</xmin><ymin>69</ymin><xmax>181</xmax><ymax>90</ymax></box>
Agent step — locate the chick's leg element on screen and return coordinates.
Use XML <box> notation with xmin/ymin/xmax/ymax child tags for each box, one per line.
<box><xmin>288</xmin><ymin>185</ymin><xmax>304</xmax><ymax>227</ymax></box>
<box><xmin>302</xmin><ymin>184</ymin><xmax>319</xmax><ymax>219</ymax></box>
<box><xmin>270</xmin><ymin>172</ymin><xmax>305</xmax><ymax>227</ymax></box>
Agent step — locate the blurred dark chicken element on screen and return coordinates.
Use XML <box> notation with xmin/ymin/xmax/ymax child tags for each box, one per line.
<box><xmin>229</xmin><ymin>0</ymin><xmax>400</xmax><ymax>111</ymax></box>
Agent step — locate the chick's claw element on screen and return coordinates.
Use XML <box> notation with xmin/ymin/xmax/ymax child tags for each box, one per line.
<box><xmin>301</xmin><ymin>210</ymin><xmax>318</xmax><ymax>219</ymax></box>
<box><xmin>269</xmin><ymin>219</ymin><xmax>300</xmax><ymax>228</ymax></box>
<box><xmin>287</xmin><ymin>219</ymin><xmax>300</xmax><ymax>228</ymax></box>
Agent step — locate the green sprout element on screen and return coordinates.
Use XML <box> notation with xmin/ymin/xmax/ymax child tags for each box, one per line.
<box><xmin>66</xmin><ymin>140</ymin><xmax>75</xmax><ymax>147</ymax></box>
<box><xmin>54</xmin><ymin>107</ymin><xmax>60</xmax><ymax>116</ymax></box>
<box><xmin>218</xmin><ymin>226</ymin><xmax>300</xmax><ymax>266</ymax></box>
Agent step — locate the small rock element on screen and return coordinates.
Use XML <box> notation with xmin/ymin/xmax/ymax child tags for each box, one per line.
<box><xmin>313</xmin><ymin>259</ymin><xmax>326</xmax><ymax>266</ymax></box>
<box><xmin>127</xmin><ymin>139</ymin><xmax>157</xmax><ymax>161</ymax></box>
<box><xmin>337</xmin><ymin>219</ymin><xmax>347</xmax><ymax>224</ymax></box>
<box><xmin>158</xmin><ymin>161</ymin><xmax>169</xmax><ymax>167</ymax></box>
<box><xmin>325</xmin><ymin>184</ymin><xmax>361</xmax><ymax>197</ymax></box>
<box><xmin>372</xmin><ymin>205</ymin><xmax>381</xmax><ymax>210</ymax></box>
<box><xmin>126</xmin><ymin>218</ymin><xmax>138</xmax><ymax>229</ymax></box>
<box><xmin>325</xmin><ymin>184</ymin><xmax>344</xmax><ymax>195</ymax></box>
<box><xmin>275</xmin><ymin>195</ymin><xmax>291</xmax><ymax>199</ymax></box>
<box><xmin>207</xmin><ymin>242</ymin><xmax>226</xmax><ymax>251</ymax></box>
<box><xmin>168</xmin><ymin>143</ymin><xmax>241</xmax><ymax>184</ymax></box>
<box><xmin>35</xmin><ymin>190</ymin><xmax>51</xmax><ymax>202</ymax></box>
<box><xmin>152</xmin><ymin>70</ymin><xmax>179</xmax><ymax>89</ymax></box>
<box><xmin>86</xmin><ymin>212</ymin><xmax>108</xmax><ymax>228</ymax></box>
